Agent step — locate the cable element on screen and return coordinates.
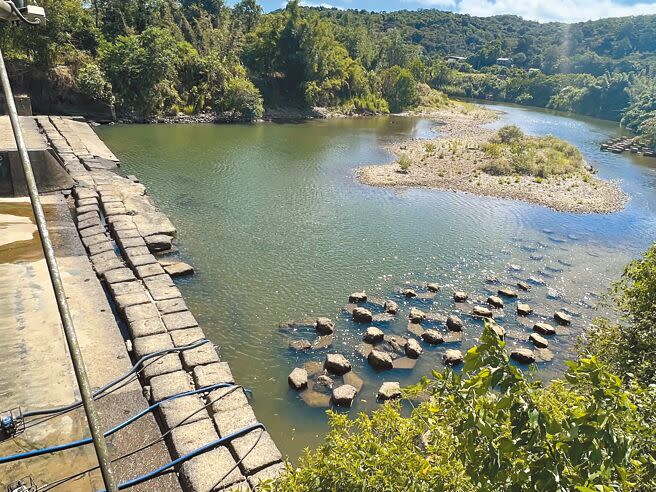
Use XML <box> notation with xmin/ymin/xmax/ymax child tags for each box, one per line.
<box><xmin>109</xmin><ymin>424</ymin><xmax>266</xmax><ymax>491</ymax></box>
<box><xmin>37</xmin><ymin>385</ymin><xmax>246</xmax><ymax>491</ymax></box>
<box><xmin>7</xmin><ymin>0</ymin><xmax>41</xmax><ymax>25</ymax></box>
<box><xmin>212</xmin><ymin>427</ymin><xmax>264</xmax><ymax>489</ymax></box>
<box><xmin>0</xmin><ymin>382</ymin><xmax>234</xmax><ymax>465</ymax></box>
<box><xmin>21</xmin><ymin>339</ymin><xmax>211</xmax><ymax>419</ymax></box>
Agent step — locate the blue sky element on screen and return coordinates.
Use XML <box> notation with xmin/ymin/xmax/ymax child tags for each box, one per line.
<box><xmin>253</xmin><ymin>0</ymin><xmax>656</xmax><ymax>22</ymax></box>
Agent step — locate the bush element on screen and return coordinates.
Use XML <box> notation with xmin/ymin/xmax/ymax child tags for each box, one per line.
<box><xmin>495</xmin><ymin>124</ymin><xmax>524</xmax><ymax>144</ymax></box>
<box><xmin>397</xmin><ymin>154</ymin><xmax>412</xmax><ymax>172</ymax></box>
<box><xmin>76</xmin><ymin>63</ymin><xmax>114</xmax><ymax>105</ymax></box>
<box><xmin>264</xmin><ymin>324</ymin><xmax>656</xmax><ymax>491</ymax></box>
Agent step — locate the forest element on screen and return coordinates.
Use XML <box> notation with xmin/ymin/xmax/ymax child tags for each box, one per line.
<box><xmin>0</xmin><ymin>0</ymin><xmax>655</xmax><ymax>147</ymax></box>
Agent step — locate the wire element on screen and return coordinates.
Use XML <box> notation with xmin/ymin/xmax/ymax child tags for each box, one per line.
<box><xmin>7</xmin><ymin>1</ymin><xmax>41</xmax><ymax>25</ymax></box>
<box><xmin>21</xmin><ymin>339</ymin><xmax>211</xmax><ymax>419</ymax></box>
<box><xmin>0</xmin><ymin>382</ymin><xmax>234</xmax><ymax>465</ymax></box>
<box><xmin>37</xmin><ymin>385</ymin><xmax>245</xmax><ymax>491</ymax></box>
<box><xmin>211</xmin><ymin>427</ymin><xmax>264</xmax><ymax>489</ymax></box>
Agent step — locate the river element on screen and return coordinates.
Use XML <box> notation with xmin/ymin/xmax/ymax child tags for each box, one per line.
<box><xmin>96</xmin><ymin>103</ymin><xmax>656</xmax><ymax>459</ymax></box>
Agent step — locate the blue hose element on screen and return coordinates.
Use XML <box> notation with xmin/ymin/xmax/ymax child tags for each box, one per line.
<box><xmin>107</xmin><ymin>423</ymin><xmax>265</xmax><ymax>490</ymax></box>
<box><xmin>0</xmin><ymin>382</ymin><xmax>235</xmax><ymax>465</ymax></box>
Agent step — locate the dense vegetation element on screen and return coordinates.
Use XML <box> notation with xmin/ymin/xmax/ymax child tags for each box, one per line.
<box><xmin>1</xmin><ymin>0</ymin><xmax>656</xmax><ymax>144</ymax></box>
<box><xmin>482</xmin><ymin>125</ymin><xmax>586</xmax><ymax>177</ymax></box>
<box><xmin>264</xmin><ymin>244</ymin><xmax>656</xmax><ymax>491</ymax></box>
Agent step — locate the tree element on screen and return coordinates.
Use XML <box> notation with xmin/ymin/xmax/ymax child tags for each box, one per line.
<box><xmin>380</xmin><ymin>66</ymin><xmax>419</xmax><ymax>112</ymax></box>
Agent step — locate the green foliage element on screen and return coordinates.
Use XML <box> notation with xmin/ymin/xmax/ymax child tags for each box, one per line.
<box><xmin>483</xmin><ymin>128</ymin><xmax>585</xmax><ymax>178</ymax></box>
<box><xmin>585</xmin><ymin>243</ymin><xmax>656</xmax><ymax>385</ymax></box>
<box><xmin>265</xmin><ymin>323</ymin><xmax>656</xmax><ymax>491</ymax></box>
<box><xmin>76</xmin><ymin>63</ymin><xmax>114</xmax><ymax>104</ymax></box>
<box><xmin>397</xmin><ymin>154</ymin><xmax>412</xmax><ymax>172</ymax></box>
<box><xmin>380</xmin><ymin>66</ymin><xmax>419</xmax><ymax>113</ymax></box>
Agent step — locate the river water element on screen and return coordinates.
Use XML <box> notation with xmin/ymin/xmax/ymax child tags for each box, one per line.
<box><xmin>96</xmin><ymin>104</ymin><xmax>656</xmax><ymax>459</ymax></box>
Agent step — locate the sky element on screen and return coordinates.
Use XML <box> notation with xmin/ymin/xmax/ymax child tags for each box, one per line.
<box><xmin>255</xmin><ymin>0</ymin><xmax>656</xmax><ymax>23</ymax></box>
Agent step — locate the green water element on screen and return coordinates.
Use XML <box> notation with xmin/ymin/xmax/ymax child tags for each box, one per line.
<box><xmin>97</xmin><ymin>106</ymin><xmax>656</xmax><ymax>459</ymax></box>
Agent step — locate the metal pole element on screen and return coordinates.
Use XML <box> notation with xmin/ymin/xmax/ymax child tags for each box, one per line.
<box><xmin>0</xmin><ymin>48</ymin><xmax>118</xmax><ymax>492</ymax></box>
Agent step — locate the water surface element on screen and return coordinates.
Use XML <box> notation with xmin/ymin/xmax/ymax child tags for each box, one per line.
<box><xmin>97</xmin><ymin>106</ymin><xmax>656</xmax><ymax>458</ymax></box>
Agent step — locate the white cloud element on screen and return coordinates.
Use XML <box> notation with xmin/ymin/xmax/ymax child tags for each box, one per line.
<box><xmin>299</xmin><ymin>0</ymin><xmax>345</xmax><ymax>8</ymax></box>
<box><xmin>415</xmin><ymin>0</ymin><xmax>656</xmax><ymax>22</ymax></box>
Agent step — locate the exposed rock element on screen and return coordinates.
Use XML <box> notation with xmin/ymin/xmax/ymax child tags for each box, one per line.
<box><xmin>145</xmin><ymin>234</ymin><xmax>173</xmax><ymax>252</ymax></box>
<box><xmin>517</xmin><ymin>303</ymin><xmax>533</xmax><ymax>316</ymax></box>
<box><xmin>300</xmin><ymin>390</ymin><xmax>331</xmax><ymax>408</ymax></box>
<box><xmin>332</xmin><ymin>384</ymin><xmax>357</xmax><ymax>407</ymax></box>
<box><xmin>316</xmin><ymin>375</ymin><xmax>333</xmax><ymax>388</ymax></box>
<box><xmin>289</xmin><ymin>339</ymin><xmax>312</xmax><ymax>351</ymax></box>
<box><xmin>363</xmin><ymin>327</ymin><xmax>384</xmax><ymax>343</ymax></box>
<box><xmin>498</xmin><ymin>287</ymin><xmax>518</xmax><ymax>298</ymax></box>
<box><xmin>517</xmin><ymin>281</ymin><xmax>531</xmax><ymax>291</ymax></box>
<box><xmin>377</xmin><ymin>382</ymin><xmax>402</xmax><ymax>401</ymax></box>
<box><xmin>402</xmin><ymin>288</ymin><xmax>418</xmax><ymax>298</ymax></box>
<box><xmin>409</xmin><ymin>308</ymin><xmax>426</xmax><ymax>323</ymax></box>
<box><xmin>547</xmin><ymin>288</ymin><xmax>562</xmax><ymax>300</ymax></box>
<box><xmin>472</xmin><ymin>306</ymin><xmax>493</xmax><ymax>318</ymax></box>
<box><xmin>510</xmin><ymin>349</ymin><xmax>535</xmax><ymax>364</ymax></box>
<box><xmin>383</xmin><ymin>300</ymin><xmax>399</xmax><ymax>314</ymax></box>
<box><xmin>315</xmin><ymin>317</ymin><xmax>335</xmax><ymax>335</ymax></box>
<box><xmin>528</xmin><ymin>276</ymin><xmax>546</xmax><ymax>286</ymax></box>
<box><xmin>382</xmin><ymin>335</ymin><xmax>407</xmax><ymax>355</ymax></box>
<box><xmin>368</xmin><ymin>350</ymin><xmax>394</xmax><ymax>370</ymax></box>
<box><xmin>533</xmin><ymin>322</ymin><xmax>556</xmax><ymax>336</ymax></box>
<box><xmin>352</xmin><ymin>307</ymin><xmax>373</xmax><ymax>323</ymax></box>
<box><xmin>312</xmin><ymin>335</ymin><xmax>333</xmax><ymax>350</ymax></box>
<box><xmin>324</xmin><ymin>354</ymin><xmax>352</xmax><ymax>375</ymax></box>
<box><xmin>453</xmin><ymin>291</ymin><xmax>468</xmax><ymax>302</ymax></box>
<box><xmin>442</xmin><ymin>349</ymin><xmax>464</xmax><ymax>366</ymax></box>
<box><xmin>349</xmin><ymin>292</ymin><xmax>367</xmax><ymax>303</ymax></box>
<box><xmin>288</xmin><ymin>368</ymin><xmax>308</xmax><ymax>390</ymax></box>
<box><xmin>508</xmin><ymin>263</ymin><xmax>523</xmax><ymax>272</ymax></box>
<box><xmin>529</xmin><ymin>333</ymin><xmax>549</xmax><ymax>348</ymax></box>
<box><xmin>421</xmin><ymin>329</ymin><xmax>444</xmax><ymax>345</ymax></box>
<box><xmin>161</xmin><ymin>261</ymin><xmax>194</xmax><ymax>277</ymax></box>
<box><xmin>426</xmin><ymin>283</ymin><xmax>440</xmax><ymax>292</ymax></box>
<box><xmin>372</xmin><ymin>313</ymin><xmax>395</xmax><ymax>323</ymax></box>
<box><xmin>404</xmin><ymin>338</ymin><xmax>423</xmax><ymax>359</ymax></box>
<box><xmin>554</xmin><ymin>311</ymin><xmax>572</xmax><ymax>325</ymax></box>
<box><xmin>392</xmin><ymin>357</ymin><xmax>417</xmax><ymax>370</ymax></box>
<box><xmin>487</xmin><ymin>296</ymin><xmax>504</xmax><ymax>308</ymax></box>
<box><xmin>446</xmin><ymin>315</ymin><xmax>464</xmax><ymax>332</ymax></box>
<box><xmin>491</xmin><ymin>323</ymin><xmax>506</xmax><ymax>340</ymax></box>
<box><xmin>485</xmin><ymin>276</ymin><xmax>500</xmax><ymax>284</ymax></box>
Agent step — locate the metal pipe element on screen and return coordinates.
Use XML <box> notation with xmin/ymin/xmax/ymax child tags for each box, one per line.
<box><xmin>0</xmin><ymin>48</ymin><xmax>118</xmax><ymax>491</ymax></box>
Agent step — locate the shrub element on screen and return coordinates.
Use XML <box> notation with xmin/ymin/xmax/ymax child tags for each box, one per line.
<box><xmin>397</xmin><ymin>154</ymin><xmax>412</xmax><ymax>172</ymax></box>
<box><xmin>76</xmin><ymin>63</ymin><xmax>114</xmax><ymax>105</ymax></box>
<box><xmin>264</xmin><ymin>324</ymin><xmax>656</xmax><ymax>491</ymax></box>
<box><xmin>494</xmin><ymin>124</ymin><xmax>524</xmax><ymax>144</ymax></box>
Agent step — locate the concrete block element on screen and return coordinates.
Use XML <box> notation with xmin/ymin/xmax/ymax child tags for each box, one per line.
<box><xmin>158</xmin><ymin>394</ymin><xmax>209</xmax><ymax>429</ymax></box>
<box><xmin>169</xmin><ymin>419</ymin><xmax>218</xmax><ymax>458</ymax></box>
<box><xmin>87</xmin><ymin>240</ymin><xmax>114</xmax><ymax>256</ymax></box>
<box><xmin>127</xmin><ymin>254</ymin><xmax>158</xmax><ymax>268</ymax></box>
<box><xmin>77</xmin><ymin>216</ymin><xmax>102</xmax><ymax>231</ymax></box>
<box><xmin>111</xmin><ymin>220</ymin><xmax>138</xmax><ymax>233</ymax></box>
<box><xmin>170</xmin><ymin>327</ymin><xmax>206</xmax><ymax>347</ymax></box>
<box><xmin>76</xmin><ymin>211</ymin><xmax>99</xmax><ymax>223</ymax></box>
<box><xmin>145</xmin><ymin>234</ymin><xmax>172</xmax><ymax>252</ymax></box>
<box><xmin>181</xmin><ymin>344</ymin><xmax>220</xmax><ymax>369</ymax></box>
<box><xmin>103</xmin><ymin>203</ymin><xmax>127</xmax><ymax>216</ymax></box>
<box><xmin>142</xmin><ymin>353</ymin><xmax>183</xmax><ymax>381</ymax></box>
<box><xmin>73</xmin><ymin>187</ymin><xmax>98</xmax><ymax>200</ymax></box>
<box><xmin>194</xmin><ymin>362</ymin><xmax>234</xmax><ymax>387</ymax></box>
<box><xmin>114</xmin><ymin>292</ymin><xmax>151</xmax><ymax>312</ymax></box>
<box><xmin>93</xmin><ymin>258</ymin><xmax>125</xmax><ymax>275</ymax></box>
<box><xmin>133</xmin><ymin>333</ymin><xmax>173</xmax><ymax>358</ymax></box>
<box><xmin>80</xmin><ymin>225</ymin><xmax>106</xmax><ymax>238</ymax></box>
<box><xmin>135</xmin><ymin>263</ymin><xmax>166</xmax><ymax>279</ymax></box>
<box><xmin>247</xmin><ymin>462</ymin><xmax>286</xmax><ymax>490</ymax></box>
<box><xmin>178</xmin><ymin>447</ymin><xmax>245</xmax><ymax>491</ymax></box>
<box><xmin>115</xmin><ymin>227</ymin><xmax>142</xmax><ymax>239</ymax></box>
<box><xmin>148</xmin><ymin>285</ymin><xmax>182</xmax><ymax>301</ymax></box>
<box><xmin>125</xmin><ymin>246</ymin><xmax>151</xmax><ymax>257</ymax></box>
<box><xmin>128</xmin><ymin>317</ymin><xmax>167</xmax><ymax>338</ymax></box>
<box><xmin>89</xmin><ymin>250</ymin><xmax>119</xmax><ymax>264</ymax></box>
<box><xmin>212</xmin><ymin>406</ymin><xmax>257</xmax><ymax>437</ymax></box>
<box><xmin>103</xmin><ymin>267</ymin><xmax>136</xmax><ymax>284</ymax></box>
<box><xmin>209</xmin><ymin>387</ymin><xmax>250</xmax><ymax>415</ymax></box>
<box><xmin>150</xmin><ymin>370</ymin><xmax>192</xmax><ymax>402</ymax></box>
<box><xmin>230</xmin><ymin>430</ymin><xmax>282</xmax><ymax>475</ymax></box>
<box><xmin>76</xmin><ymin>197</ymin><xmax>99</xmax><ymax>207</ymax></box>
<box><xmin>82</xmin><ymin>233</ymin><xmax>108</xmax><ymax>248</ymax></box>
<box><xmin>156</xmin><ymin>297</ymin><xmax>188</xmax><ymax>315</ymax></box>
<box><xmin>162</xmin><ymin>311</ymin><xmax>198</xmax><ymax>331</ymax></box>
<box><xmin>144</xmin><ymin>274</ymin><xmax>175</xmax><ymax>288</ymax></box>
<box><xmin>123</xmin><ymin>302</ymin><xmax>160</xmax><ymax>323</ymax></box>
<box><xmin>116</xmin><ymin>236</ymin><xmax>146</xmax><ymax>250</ymax></box>
<box><xmin>76</xmin><ymin>204</ymin><xmax>100</xmax><ymax>215</ymax></box>
<box><xmin>108</xmin><ymin>280</ymin><xmax>144</xmax><ymax>297</ymax></box>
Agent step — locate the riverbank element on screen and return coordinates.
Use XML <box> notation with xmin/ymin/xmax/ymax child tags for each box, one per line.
<box><xmin>357</xmin><ymin>107</ymin><xmax>628</xmax><ymax>214</ymax></box>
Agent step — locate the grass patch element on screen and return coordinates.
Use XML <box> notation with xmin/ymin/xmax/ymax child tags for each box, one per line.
<box><xmin>482</xmin><ymin>125</ymin><xmax>586</xmax><ymax>178</ymax></box>
<box><xmin>397</xmin><ymin>154</ymin><xmax>412</xmax><ymax>173</ymax></box>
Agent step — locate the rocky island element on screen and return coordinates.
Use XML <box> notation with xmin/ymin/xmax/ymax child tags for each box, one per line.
<box><xmin>358</xmin><ymin>108</ymin><xmax>627</xmax><ymax>214</ymax></box>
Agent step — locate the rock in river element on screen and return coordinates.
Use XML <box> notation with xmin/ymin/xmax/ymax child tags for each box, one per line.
<box><xmin>315</xmin><ymin>317</ymin><xmax>335</xmax><ymax>335</ymax></box>
<box><xmin>383</xmin><ymin>299</ymin><xmax>399</xmax><ymax>314</ymax></box>
<box><xmin>349</xmin><ymin>292</ymin><xmax>367</xmax><ymax>303</ymax></box>
<box><xmin>446</xmin><ymin>315</ymin><xmax>464</xmax><ymax>332</ymax></box>
<box><xmin>409</xmin><ymin>307</ymin><xmax>426</xmax><ymax>323</ymax></box>
<box><xmin>161</xmin><ymin>261</ymin><xmax>194</xmax><ymax>278</ymax></box>
<box><xmin>421</xmin><ymin>329</ymin><xmax>444</xmax><ymax>345</ymax></box>
<box><xmin>352</xmin><ymin>307</ymin><xmax>373</xmax><ymax>323</ymax></box>
<box><xmin>427</xmin><ymin>283</ymin><xmax>440</xmax><ymax>292</ymax></box>
<box><xmin>472</xmin><ymin>306</ymin><xmax>493</xmax><ymax>318</ymax></box>
<box><xmin>368</xmin><ymin>350</ymin><xmax>394</xmax><ymax>370</ymax></box>
<box><xmin>490</xmin><ymin>323</ymin><xmax>506</xmax><ymax>340</ymax></box>
<box><xmin>324</xmin><ymin>354</ymin><xmax>352</xmax><ymax>375</ymax></box>
<box><xmin>487</xmin><ymin>296</ymin><xmax>504</xmax><ymax>308</ymax></box>
<box><xmin>529</xmin><ymin>333</ymin><xmax>549</xmax><ymax>348</ymax></box>
<box><xmin>404</xmin><ymin>338</ymin><xmax>423</xmax><ymax>359</ymax></box>
<box><xmin>517</xmin><ymin>281</ymin><xmax>531</xmax><ymax>291</ymax></box>
<box><xmin>332</xmin><ymin>384</ymin><xmax>357</xmax><ymax>407</ymax></box>
<box><xmin>442</xmin><ymin>349</ymin><xmax>464</xmax><ymax>366</ymax></box>
<box><xmin>378</xmin><ymin>382</ymin><xmax>402</xmax><ymax>401</ymax></box>
<box><xmin>288</xmin><ymin>368</ymin><xmax>308</xmax><ymax>390</ymax></box>
<box><xmin>517</xmin><ymin>303</ymin><xmax>533</xmax><ymax>316</ymax></box>
<box><xmin>498</xmin><ymin>287</ymin><xmax>518</xmax><ymax>298</ymax></box>
<box><xmin>363</xmin><ymin>327</ymin><xmax>384</xmax><ymax>343</ymax></box>
<box><xmin>453</xmin><ymin>291</ymin><xmax>469</xmax><ymax>302</ymax></box>
<box><xmin>510</xmin><ymin>349</ymin><xmax>535</xmax><ymax>364</ymax></box>
<box><xmin>533</xmin><ymin>322</ymin><xmax>556</xmax><ymax>336</ymax></box>
<box><xmin>289</xmin><ymin>339</ymin><xmax>312</xmax><ymax>351</ymax></box>
<box><xmin>554</xmin><ymin>311</ymin><xmax>572</xmax><ymax>325</ymax></box>
<box><xmin>402</xmin><ymin>288</ymin><xmax>417</xmax><ymax>298</ymax></box>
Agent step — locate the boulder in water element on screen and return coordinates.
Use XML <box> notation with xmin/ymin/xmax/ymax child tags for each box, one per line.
<box><xmin>368</xmin><ymin>350</ymin><xmax>394</xmax><ymax>370</ymax></box>
<box><xmin>421</xmin><ymin>329</ymin><xmax>444</xmax><ymax>345</ymax></box>
<box><xmin>384</xmin><ymin>299</ymin><xmax>399</xmax><ymax>314</ymax></box>
<box><xmin>315</xmin><ymin>317</ymin><xmax>335</xmax><ymax>335</ymax></box>
<box><xmin>529</xmin><ymin>333</ymin><xmax>549</xmax><ymax>348</ymax></box>
<box><xmin>511</xmin><ymin>349</ymin><xmax>535</xmax><ymax>364</ymax></box>
<box><xmin>487</xmin><ymin>296</ymin><xmax>504</xmax><ymax>308</ymax></box>
<box><xmin>453</xmin><ymin>291</ymin><xmax>469</xmax><ymax>302</ymax></box>
<box><xmin>533</xmin><ymin>322</ymin><xmax>556</xmax><ymax>336</ymax></box>
<box><xmin>446</xmin><ymin>315</ymin><xmax>464</xmax><ymax>332</ymax></box>
<box><xmin>352</xmin><ymin>307</ymin><xmax>373</xmax><ymax>323</ymax></box>
<box><xmin>324</xmin><ymin>354</ymin><xmax>352</xmax><ymax>375</ymax></box>
<box><xmin>427</xmin><ymin>283</ymin><xmax>440</xmax><ymax>292</ymax></box>
<box><xmin>288</xmin><ymin>368</ymin><xmax>308</xmax><ymax>390</ymax></box>
<box><xmin>498</xmin><ymin>287</ymin><xmax>518</xmax><ymax>298</ymax></box>
<box><xmin>402</xmin><ymin>288</ymin><xmax>418</xmax><ymax>298</ymax></box>
<box><xmin>332</xmin><ymin>384</ymin><xmax>357</xmax><ymax>407</ymax></box>
<box><xmin>363</xmin><ymin>327</ymin><xmax>384</xmax><ymax>343</ymax></box>
<box><xmin>377</xmin><ymin>382</ymin><xmax>402</xmax><ymax>401</ymax></box>
<box><xmin>442</xmin><ymin>349</ymin><xmax>464</xmax><ymax>366</ymax></box>
<box><xmin>517</xmin><ymin>303</ymin><xmax>533</xmax><ymax>316</ymax></box>
<box><xmin>473</xmin><ymin>306</ymin><xmax>493</xmax><ymax>318</ymax></box>
<box><xmin>409</xmin><ymin>307</ymin><xmax>426</xmax><ymax>323</ymax></box>
<box><xmin>349</xmin><ymin>292</ymin><xmax>367</xmax><ymax>303</ymax></box>
<box><xmin>404</xmin><ymin>338</ymin><xmax>423</xmax><ymax>359</ymax></box>
<box><xmin>554</xmin><ymin>311</ymin><xmax>571</xmax><ymax>325</ymax></box>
